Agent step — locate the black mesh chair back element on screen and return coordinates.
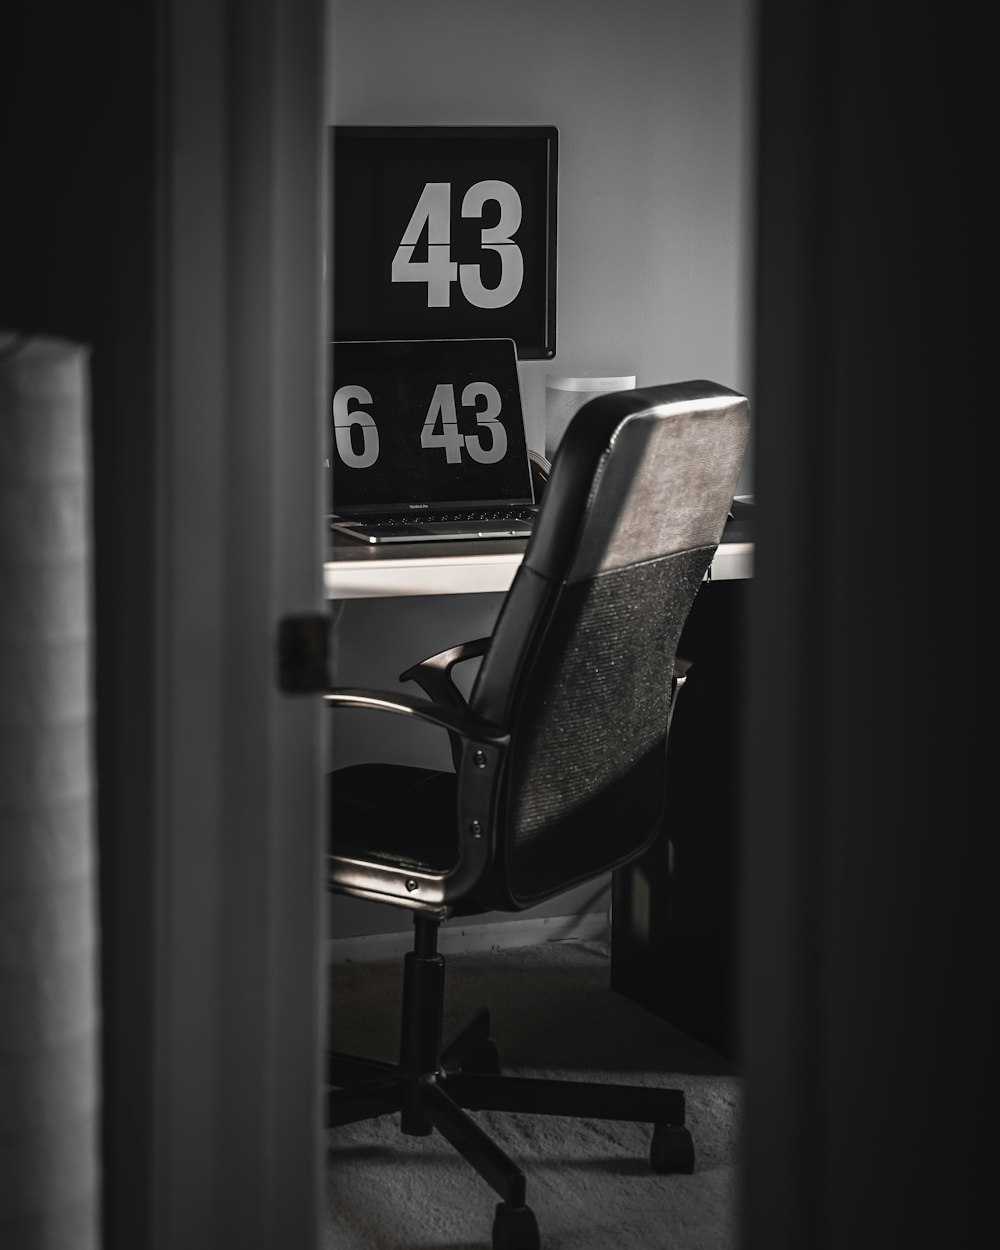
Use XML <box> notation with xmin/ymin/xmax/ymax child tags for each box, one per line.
<box><xmin>467</xmin><ymin>380</ymin><xmax>749</xmax><ymax>910</ymax></box>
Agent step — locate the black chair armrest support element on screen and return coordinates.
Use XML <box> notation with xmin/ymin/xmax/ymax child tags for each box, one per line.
<box><xmin>399</xmin><ymin>637</ymin><xmax>492</xmax><ymax>708</ymax></box>
<box><xmin>399</xmin><ymin>639</ymin><xmax>493</xmax><ymax>769</ymax></box>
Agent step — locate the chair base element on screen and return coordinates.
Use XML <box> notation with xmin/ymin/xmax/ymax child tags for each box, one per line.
<box><xmin>326</xmin><ymin>917</ymin><xmax>694</xmax><ymax>1249</ymax></box>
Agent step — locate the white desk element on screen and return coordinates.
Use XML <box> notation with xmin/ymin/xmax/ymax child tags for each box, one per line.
<box><xmin>326</xmin><ymin>496</ymin><xmax>754</xmax><ymax>599</ymax></box>
<box><xmin>326</xmin><ymin>534</ymin><xmax>752</xmax><ymax>599</ymax></box>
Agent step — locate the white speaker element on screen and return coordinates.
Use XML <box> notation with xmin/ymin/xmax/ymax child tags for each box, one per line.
<box><xmin>544</xmin><ymin>374</ymin><xmax>636</xmax><ymax>461</ymax></box>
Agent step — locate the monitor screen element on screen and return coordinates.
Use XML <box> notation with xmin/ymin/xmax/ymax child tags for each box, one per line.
<box><xmin>331</xmin><ymin>126</ymin><xmax>558</xmax><ymax>360</ymax></box>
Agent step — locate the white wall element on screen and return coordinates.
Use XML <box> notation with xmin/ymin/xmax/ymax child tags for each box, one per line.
<box><xmin>327</xmin><ymin>0</ymin><xmax>754</xmax><ymax>491</ymax></box>
<box><xmin>326</xmin><ymin>0</ymin><xmax>755</xmax><ymax>939</ymax></box>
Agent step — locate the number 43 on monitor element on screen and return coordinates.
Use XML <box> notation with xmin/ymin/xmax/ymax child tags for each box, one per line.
<box><xmin>331</xmin><ymin>126</ymin><xmax>558</xmax><ymax>360</ymax></box>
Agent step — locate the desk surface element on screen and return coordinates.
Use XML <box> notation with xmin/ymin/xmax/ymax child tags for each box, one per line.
<box><xmin>326</xmin><ymin>500</ymin><xmax>754</xmax><ymax>599</ymax></box>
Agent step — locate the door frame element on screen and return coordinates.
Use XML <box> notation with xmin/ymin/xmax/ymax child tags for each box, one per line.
<box><xmin>101</xmin><ymin>3</ymin><xmax>329</xmax><ymax>1247</ymax></box>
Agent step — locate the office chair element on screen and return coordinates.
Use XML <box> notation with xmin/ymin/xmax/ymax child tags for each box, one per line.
<box><xmin>325</xmin><ymin>380</ymin><xmax>749</xmax><ymax>1250</ymax></box>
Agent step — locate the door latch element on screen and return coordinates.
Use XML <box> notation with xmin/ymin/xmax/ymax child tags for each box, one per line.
<box><xmin>276</xmin><ymin>613</ymin><xmax>330</xmax><ymax>694</ymax></box>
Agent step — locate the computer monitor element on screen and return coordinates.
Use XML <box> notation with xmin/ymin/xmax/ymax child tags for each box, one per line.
<box><xmin>330</xmin><ymin>125</ymin><xmax>558</xmax><ymax>360</ymax></box>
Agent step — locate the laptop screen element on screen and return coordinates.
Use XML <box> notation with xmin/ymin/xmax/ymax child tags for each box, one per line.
<box><xmin>330</xmin><ymin>338</ymin><xmax>534</xmax><ymax>517</ymax></box>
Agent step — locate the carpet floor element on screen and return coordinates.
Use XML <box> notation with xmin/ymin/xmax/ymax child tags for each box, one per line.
<box><xmin>324</xmin><ymin>936</ymin><xmax>741</xmax><ymax>1249</ymax></box>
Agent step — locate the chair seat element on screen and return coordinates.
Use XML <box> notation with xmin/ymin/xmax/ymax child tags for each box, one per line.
<box><xmin>329</xmin><ymin>763</ymin><xmax>458</xmax><ymax>873</ymax></box>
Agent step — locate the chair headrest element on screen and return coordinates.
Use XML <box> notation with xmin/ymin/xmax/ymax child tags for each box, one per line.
<box><xmin>525</xmin><ymin>380</ymin><xmax>749</xmax><ymax>583</ymax></box>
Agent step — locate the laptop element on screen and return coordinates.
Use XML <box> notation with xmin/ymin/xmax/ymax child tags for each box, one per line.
<box><xmin>329</xmin><ymin>338</ymin><xmax>538</xmax><ymax>543</ymax></box>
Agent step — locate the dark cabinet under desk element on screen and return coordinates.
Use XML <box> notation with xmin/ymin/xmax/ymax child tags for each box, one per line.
<box><xmin>611</xmin><ymin>574</ymin><xmax>747</xmax><ymax>1061</ymax></box>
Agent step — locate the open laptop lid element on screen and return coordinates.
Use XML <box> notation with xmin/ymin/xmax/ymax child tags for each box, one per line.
<box><xmin>329</xmin><ymin>338</ymin><xmax>534</xmax><ymax>518</ymax></box>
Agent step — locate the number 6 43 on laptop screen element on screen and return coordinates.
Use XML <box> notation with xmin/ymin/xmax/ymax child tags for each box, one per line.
<box><xmin>328</xmin><ymin>339</ymin><xmax>537</xmax><ymax>544</ymax></box>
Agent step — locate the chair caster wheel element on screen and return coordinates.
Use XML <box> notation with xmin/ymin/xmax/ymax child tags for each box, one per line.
<box><xmin>462</xmin><ymin>1040</ymin><xmax>501</xmax><ymax>1076</ymax></box>
<box><xmin>651</xmin><ymin>1123</ymin><xmax>695</xmax><ymax>1174</ymax></box>
<box><xmin>492</xmin><ymin>1201</ymin><xmax>540</xmax><ymax>1250</ymax></box>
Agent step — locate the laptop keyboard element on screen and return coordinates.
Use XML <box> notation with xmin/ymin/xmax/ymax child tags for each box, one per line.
<box><xmin>352</xmin><ymin>507</ymin><xmax>537</xmax><ymax>528</ymax></box>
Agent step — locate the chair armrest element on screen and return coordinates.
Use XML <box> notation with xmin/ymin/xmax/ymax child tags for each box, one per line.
<box><xmin>399</xmin><ymin>637</ymin><xmax>491</xmax><ymax>708</ymax></box>
<box><xmin>324</xmin><ymin>686</ymin><xmax>508</xmax><ymax>748</ymax></box>
<box><xmin>326</xmin><ymin>686</ymin><xmax>508</xmax><ymax>914</ymax></box>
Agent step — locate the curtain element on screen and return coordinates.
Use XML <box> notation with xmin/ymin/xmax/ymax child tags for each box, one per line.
<box><xmin>0</xmin><ymin>334</ymin><xmax>99</xmax><ymax>1248</ymax></box>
